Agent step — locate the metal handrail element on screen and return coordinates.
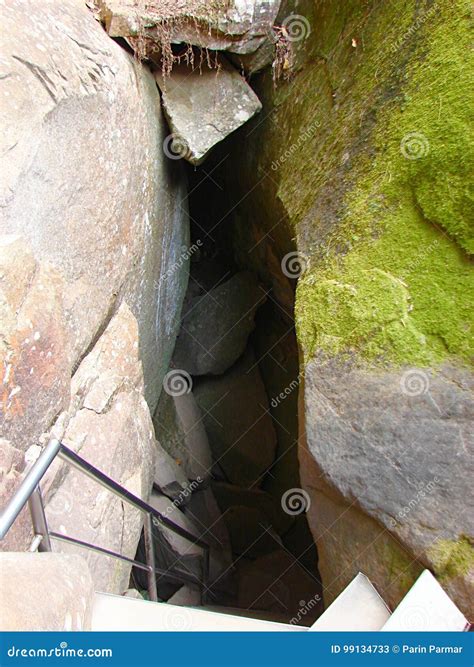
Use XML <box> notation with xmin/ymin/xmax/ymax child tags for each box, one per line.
<box><xmin>0</xmin><ymin>439</ymin><xmax>210</xmax><ymax>603</ymax></box>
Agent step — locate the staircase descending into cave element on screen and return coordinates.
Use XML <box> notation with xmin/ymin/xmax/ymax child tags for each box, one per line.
<box><xmin>0</xmin><ymin>439</ymin><xmax>469</xmax><ymax>632</ymax></box>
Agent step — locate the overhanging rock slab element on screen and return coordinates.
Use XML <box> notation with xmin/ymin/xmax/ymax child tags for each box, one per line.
<box><xmin>97</xmin><ymin>0</ymin><xmax>281</xmax><ymax>55</ymax></box>
<box><xmin>156</xmin><ymin>57</ymin><xmax>262</xmax><ymax>164</ymax></box>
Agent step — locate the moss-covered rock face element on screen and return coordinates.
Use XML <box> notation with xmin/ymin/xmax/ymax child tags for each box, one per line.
<box><xmin>219</xmin><ymin>0</ymin><xmax>473</xmax><ymax>616</ymax></box>
<box><xmin>294</xmin><ymin>0</ymin><xmax>473</xmax><ymax>367</ymax></box>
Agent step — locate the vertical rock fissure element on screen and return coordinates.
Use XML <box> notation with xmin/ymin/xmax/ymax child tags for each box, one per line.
<box><xmin>146</xmin><ymin>150</ymin><xmax>323</xmax><ymax>625</ymax></box>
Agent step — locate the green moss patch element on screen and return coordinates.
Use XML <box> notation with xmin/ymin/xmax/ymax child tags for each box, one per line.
<box><xmin>428</xmin><ymin>536</ymin><xmax>474</xmax><ymax>581</ymax></box>
<box><xmin>295</xmin><ymin>0</ymin><xmax>473</xmax><ymax>366</ymax></box>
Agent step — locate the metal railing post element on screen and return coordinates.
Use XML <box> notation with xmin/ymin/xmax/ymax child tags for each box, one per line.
<box><xmin>28</xmin><ymin>486</ymin><xmax>52</xmax><ymax>552</ymax></box>
<box><xmin>0</xmin><ymin>438</ymin><xmax>61</xmax><ymax>540</ymax></box>
<box><xmin>144</xmin><ymin>513</ymin><xmax>158</xmax><ymax>602</ymax></box>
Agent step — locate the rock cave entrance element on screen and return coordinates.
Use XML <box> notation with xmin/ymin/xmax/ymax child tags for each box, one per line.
<box><xmin>134</xmin><ymin>139</ymin><xmax>323</xmax><ymax>626</ymax></box>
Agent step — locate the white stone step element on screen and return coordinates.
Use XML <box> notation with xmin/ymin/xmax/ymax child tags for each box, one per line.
<box><xmin>381</xmin><ymin>570</ymin><xmax>469</xmax><ymax>632</ymax></box>
<box><xmin>309</xmin><ymin>573</ymin><xmax>391</xmax><ymax>631</ymax></box>
<box><xmin>92</xmin><ymin>593</ymin><xmax>305</xmax><ymax>632</ymax></box>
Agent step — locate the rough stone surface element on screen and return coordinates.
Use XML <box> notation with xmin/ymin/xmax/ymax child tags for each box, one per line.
<box><xmin>0</xmin><ymin>0</ymin><xmax>189</xmax><ymax>571</ymax></box>
<box><xmin>153</xmin><ymin>390</ymin><xmax>213</xmax><ymax>481</ymax></box>
<box><xmin>43</xmin><ymin>304</ymin><xmax>156</xmax><ymax>595</ymax></box>
<box><xmin>194</xmin><ymin>349</ymin><xmax>277</xmax><ymax>487</ymax></box>
<box><xmin>98</xmin><ymin>0</ymin><xmax>281</xmax><ymax>56</ymax></box>
<box><xmin>0</xmin><ymin>237</ymin><xmax>70</xmax><ymax>453</ymax></box>
<box><xmin>216</xmin><ymin>0</ymin><xmax>473</xmax><ymax>618</ymax></box>
<box><xmin>156</xmin><ymin>58</ymin><xmax>262</xmax><ymax>165</ymax></box>
<box><xmin>0</xmin><ymin>553</ymin><xmax>94</xmax><ymax>631</ymax></box>
<box><xmin>173</xmin><ymin>272</ymin><xmax>266</xmax><ymax>375</ymax></box>
<box><xmin>0</xmin><ymin>0</ymin><xmax>189</xmax><ymax>409</ymax></box>
<box><xmin>302</xmin><ymin>359</ymin><xmax>473</xmax><ymax>613</ymax></box>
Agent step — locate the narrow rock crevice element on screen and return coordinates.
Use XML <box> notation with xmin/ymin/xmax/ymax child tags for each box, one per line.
<box><xmin>140</xmin><ymin>146</ymin><xmax>323</xmax><ymax>624</ymax></box>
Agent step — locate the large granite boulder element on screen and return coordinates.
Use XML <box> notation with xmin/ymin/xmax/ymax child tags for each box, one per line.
<box><xmin>0</xmin><ymin>0</ymin><xmax>189</xmax><ymax>571</ymax></box>
<box><xmin>216</xmin><ymin>0</ymin><xmax>473</xmax><ymax>617</ymax></box>
<box><xmin>173</xmin><ymin>272</ymin><xmax>266</xmax><ymax>375</ymax></box>
<box><xmin>0</xmin><ymin>0</ymin><xmax>189</xmax><ymax>410</ymax></box>
<box><xmin>194</xmin><ymin>350</ymin><xmax>277</xmax><ymax>487</ymax></box>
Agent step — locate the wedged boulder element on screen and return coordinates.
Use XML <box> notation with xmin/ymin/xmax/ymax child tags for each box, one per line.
<box><xmin>98</xmin><ymin>0</ymin><xmax>281</xmax><ymax>56</ymax></box>
<box><xmin>194</xmin><ymin>350</ymin><xmax>277</xmax><ymax>487</ymax></box>
<box><xmin>236</xmin><ymin>550</ymin><xmax>322</xmax><ymax>624</ymax></box>
<box><xmin>153</xmin><ymin>390</ymin><xmax>213</xmax><ymax>481</ymax></box>
<box><xmin>173</xmin><ymin>272</ymin><xmax>266</xmax><ymax>375</ymax></box>
<box><xmin>43</xmin><ymin>304</ymin><xmax>156</xmax><ymax>594</ymax></box>
<box><xmin>0</xmin><ymin>0</ymin><xmax>189</xmax><ymax>410</ymax></box>
<box><xmin>156</xmin><ymin>57</ymin><xmax>262</xmax><ymax>164</ymax></box>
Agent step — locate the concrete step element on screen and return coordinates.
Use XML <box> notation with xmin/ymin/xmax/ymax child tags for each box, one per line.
<box><xmin>381</xmin><ymin>570</ymin><xmax>470</xmax><ymax>632</ymax></box>
<box><xmin>309</xmin><ymin>573</ymin><xmax>391</xmax><ymax>631</ymax></box>
<box><xmin>92</xmin><ymin>592</ymin><xmax>305</xmax><ymax>631</ymax></box>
